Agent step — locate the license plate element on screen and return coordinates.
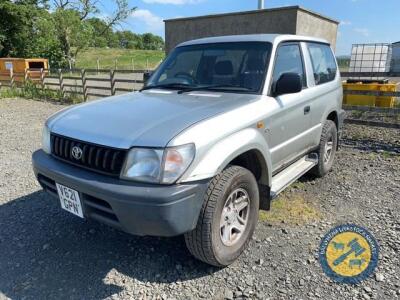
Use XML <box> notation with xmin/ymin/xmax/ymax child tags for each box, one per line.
<box><xmin>56</xmin><ymin>183</ymin><xmax>84</xmax><ymax>218</ymax></box>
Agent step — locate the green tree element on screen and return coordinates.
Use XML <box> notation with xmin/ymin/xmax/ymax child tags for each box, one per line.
<box><xmin>27</xmin><ymin>11</ymin><xmax>66</xmax><ymax>67</ymax></box>
<box><xmin>0</xmin><ymin>0</ymin><xmax>40</xmax><ymax>57</ymax></box>
<box><xmin>0</xmin><ymin>0</ymin><xmax>66</xmax><ymax>67</ymax></box>
<box><xmin>53</xmin><ymin>0</ymin><xmax>136</xmax><ymax>62</ymax></box>
<box><xmin>114</xmin><ymin>31</ymin><xmax>164</xmax><ymax>50</ymax></box>
<box><xmin>87</xmin><ymin>18</ymin><xmax>119</xmax><ymax>48</ymax></box>
<box><xmin>115</xmin><ymin>31</ymin><xmax>140</xmax><ymax>49</ymax></box>
<box><xmin>0</xmin><ymin>0</ymin><xmax>164</xmax><ymax>68</ymax></box>
<box><xmin>142</xmin><ymin>33</ymin><xmax>164</xmax><ymax>50</ymax></box>
<box><xmin>53</xmin><ymin>8</ymin><xmax>93</xmax><ymax>62</ymax></box>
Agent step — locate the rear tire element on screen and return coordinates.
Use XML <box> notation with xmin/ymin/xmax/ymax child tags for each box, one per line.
<box><xmin>184</xmin><ymin>166</ymin><xmax>259</xmax><ymax>267</ymax></box>
<box><xmin>311</xmin><ymin>120</ymin><xmax>338</xmax><ymax>177</ymax></box>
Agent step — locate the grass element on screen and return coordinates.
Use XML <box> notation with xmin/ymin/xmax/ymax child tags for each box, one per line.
<box><xmin>366</xmin><ymin>149</ymin><xmax>399</xmax><ymax>161</ymax></box>
<box><xmin>75</xmin><ymin>50</ymin><xmax>349</xmax><ymax>71</ymax></box>
<box><xmin>259</xmin><ymin>194</ymin><xmax>321</xmax><ymax>225</ymax></box>
<box><xmin>75</xmin><ymin>48</ymin><xmax>165</xmax><ymax>70</ymax></box>
<box><xmin>291</xmin><ymin>181</ymin><xmax>306</xmax><ymax>190</ymax></box>
<box><xmin>337</xmin><ymin>57</ymin><xmax>350</xmax><ymax>73</ymax></box>
<box><xmin>0</xmin><ymin>82</ymin><xmax>82</xmax><ymax>103</ymax></box>
<box><xmin>380</xmin><ymin>150</ymin><xmax>400</xmax><ymax>159</ymax></box>
<box><xmin>350</xmin><ymin>110</ymin><xmax>365</xmax><ymax>119</ymax></box>
<box><xmin>367</xmin><ymin>152</ymin><xmax>377</xmax><ymax>160</ymax></box>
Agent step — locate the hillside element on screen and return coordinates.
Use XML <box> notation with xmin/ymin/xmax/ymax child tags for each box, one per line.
<box><xmin>75</xmin><ymin>48</ymin><xmax>350</xmax><ymax>72</ymax></box>
<box><xmin>75</xmin><ymin>48</ymin><xmax>165</xmax><ymax>70</ymax></box>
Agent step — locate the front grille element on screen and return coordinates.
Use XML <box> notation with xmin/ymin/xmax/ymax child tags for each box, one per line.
<box><xmin>38</xmin><ymin>174</ymin><xmax>58</xmax><ymax>197</ymax></box>
<box><xmin>50</xmin><ymin>134</ymin><xmax>127</xmax><ymax>176</ymax></box>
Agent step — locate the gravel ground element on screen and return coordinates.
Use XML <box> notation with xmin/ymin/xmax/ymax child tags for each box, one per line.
<box><xmin>346</xmin><ymin>110</ymin><xmax>400</xmax><ymax>125</ymax></box>
<box><xmin>0</xmin><ymin>98</ymin><xmax>399</xmax><ymax>300</ymax></box>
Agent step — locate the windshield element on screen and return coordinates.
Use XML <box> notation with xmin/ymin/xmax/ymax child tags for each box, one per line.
<box><xmin>146</xmin><ymin>42</ymin><xmax>272</xmax><ymax>94</ymax></box>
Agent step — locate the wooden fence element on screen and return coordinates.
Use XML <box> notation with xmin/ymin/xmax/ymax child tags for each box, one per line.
<box><xmin>0</xmin><ymin>68</ymin><xmax>148</xmax><ymax>101</ymax></box>
<box><xmin>1</xmin><ymin>69</ymin><xmax>400</xmax><ymax>101</ymax></box>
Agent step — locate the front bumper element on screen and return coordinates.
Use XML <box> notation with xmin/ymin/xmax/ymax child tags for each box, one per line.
<box><xmin>32</xmin><ymin>150</ymin><xmax>208</xmax><ymax>237</ymax></box>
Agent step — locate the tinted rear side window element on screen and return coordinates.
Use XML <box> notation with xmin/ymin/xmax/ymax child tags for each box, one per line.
<box><xmin>307</xmin><ymin>43</ymin><xmax>337</xmax><ymax>85</ymax></box>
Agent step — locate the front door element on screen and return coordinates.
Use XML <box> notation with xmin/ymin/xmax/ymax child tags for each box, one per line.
<box><xmin>266</xmin><ymin>42</ymin><xmax>313</xmax><ymax>172</ymax></box>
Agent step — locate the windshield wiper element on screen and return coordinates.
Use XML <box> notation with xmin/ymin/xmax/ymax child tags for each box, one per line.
<box><xmin>140</xmin><ymin>83</ymin><xmax>193</xmax><ymax>92</ymax></box>
<box><xmin>177</xmin><ymin>84</ymin><xmax>254</xmax><ymax>94</ymax></box>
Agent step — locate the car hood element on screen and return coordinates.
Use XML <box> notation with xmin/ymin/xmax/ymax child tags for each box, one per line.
<box><xmin>49</xmin><ymin>90</ymin><xmax>258</xmax><ymax>148</ymax></box>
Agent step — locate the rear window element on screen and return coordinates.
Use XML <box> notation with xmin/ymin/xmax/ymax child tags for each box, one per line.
<box><xmin>307</xmin><ymin>43</ymin><xmax>337</xmax><ymax>85</ymax></box>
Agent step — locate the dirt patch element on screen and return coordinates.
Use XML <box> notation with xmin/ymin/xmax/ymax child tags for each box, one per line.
<box><xmin>259</xmin><ymin>194</ymin><xmax>321</xmax><ymax>225</ymax></box>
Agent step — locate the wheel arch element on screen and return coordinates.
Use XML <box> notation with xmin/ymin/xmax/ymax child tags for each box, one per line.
<box><xmin>326</xmin><ymin>109</ymin><xmax>340</xmax><ymax>150</ymax></box>
<box><xmin>227</xmin><ymin>149</ymin><xmax>269</xmax><ymax>186</ymax></box>
<box><xmin>327</xmin><ymin>110</ymin><xmax>339</xmax><ymax>130</ymax></box>
<box><xmin>180</xmin><ymin>128</ymin><xmax>272</xmax><ymax>187</ymax></box>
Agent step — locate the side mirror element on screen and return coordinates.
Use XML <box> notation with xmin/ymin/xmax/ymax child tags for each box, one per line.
<box><xmin>143</xmin><ymin>71</ymin><xmax>153</xmax><ymax>84</ymax></box>
<box><xmin>274</xmin><ymin>72</ymin><xmax>302</xmax><ymax>96</ymax></box>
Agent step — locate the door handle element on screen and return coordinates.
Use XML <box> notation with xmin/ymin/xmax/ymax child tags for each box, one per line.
<box><xmin>304</xmin><ymin>106</ymin><xmax>311</xmax><ymax>115</ymax></box>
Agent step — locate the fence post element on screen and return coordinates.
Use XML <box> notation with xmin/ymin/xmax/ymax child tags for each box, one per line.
<box><xmin>40</xmin><ymin>68</ymin><xmax>45</xmax><ymax>90</ymax></box>
<box><xmin>68</xmin><ymin>59</ymin><xmax>72</xmax><ymax>75</ymax></box>
<box><xmin>81</xmin><ymin>69</ymin><xmax>88</xmax><ymax>101</ymax></box>
<box><xmin>24</xmin><ymin>68</ymin><xmax>29</xmax><ymax>83</ymax></box>
<box><xmin>114</xmin><ymin>59</ymin><xmax>118</xmax><ymax>70</ymax></box>
<box><xmin>58</xmin><ymin>68</ymin><xmax>64</xmax><ymax>99</ymax></box>
<box><xmin>97</xmin><ymin>58</ymin><xmax>100</xmax><ymax>75</ymax></box>
<box><xmin>110</xmin><ymin>69</ymin><xmax>116</xmax><ymax>96</ymax></box>
<box><xmin>146</xmin><ymin>59</ymin><xmax>149</xmax><ymax>71</ymax></box>
<box><xmin>9</xmin><ymin>68</ymin><xmax>14</xmax><ymax>88</ymax></box>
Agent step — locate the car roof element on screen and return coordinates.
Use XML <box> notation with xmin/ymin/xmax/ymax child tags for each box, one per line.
<box><xmin>177</xmin><ymin>34</ymin><xmax>329</xmax><ymax>47</ymax></box>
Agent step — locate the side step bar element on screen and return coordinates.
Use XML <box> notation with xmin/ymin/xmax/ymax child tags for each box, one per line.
<box><xmin>270</xmin><ymin>154</ymin><xmax>318</xmax><ymax>199</ymax></box>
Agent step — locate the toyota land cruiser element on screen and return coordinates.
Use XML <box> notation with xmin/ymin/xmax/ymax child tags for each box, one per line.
<box><xmin>32</xmin><ymin>34</ymin><xmax>345</xmax><ymax>266</ymax></box>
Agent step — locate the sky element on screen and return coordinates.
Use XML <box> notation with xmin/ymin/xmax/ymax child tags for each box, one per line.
<box><xmin>102</xmin><ymin>0</ymin><xmax>400</xmax><ymax>55</ymax></box>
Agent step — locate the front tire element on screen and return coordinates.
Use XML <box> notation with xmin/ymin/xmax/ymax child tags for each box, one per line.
<box><xmin>184</xmin><ymin>166</ymin><xmax>259</xmax><ymax>267</ymax></box>
<box><xmin>311</xmin><ymin>120</ymin><xmax>338</xmax><ymax>177</ymax></box>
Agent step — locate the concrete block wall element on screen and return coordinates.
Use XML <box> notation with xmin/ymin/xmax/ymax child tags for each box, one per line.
<box><xmin>164</xmin><ymin>6</ymin><xmax>339</xmax><ymax>53</ymax></box>
<box><xmin>296</xmin><ymin>9</ymin><xmax>338</xmax><ymax>50</ymax></box>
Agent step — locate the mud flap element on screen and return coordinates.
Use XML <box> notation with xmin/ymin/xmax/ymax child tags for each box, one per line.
<box><xmin>258</xmin><ymin>184</ymin><xmax>271</xmax><ymax>211</ymax></box>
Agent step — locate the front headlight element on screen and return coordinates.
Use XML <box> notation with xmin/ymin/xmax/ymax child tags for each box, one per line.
<box><xmin>121</xmin><ymin>148</ymin><xmax>163</xmax><ymax>183</ymax></box>
<box><xmin>121</xmin><ymin>144</ymin><xmax>195</xmax><ymax>184</ymax></box>
<box><xmin>42</xmin><ymin>125</ymin><xmax>51</xmax><ymax>154</ymax></box>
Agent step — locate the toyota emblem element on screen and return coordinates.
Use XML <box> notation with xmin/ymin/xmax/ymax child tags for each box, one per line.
<box><xmin>71</xmin><ymin>146</ymin><xmax>83</xmax><ymax>160</ymax></box>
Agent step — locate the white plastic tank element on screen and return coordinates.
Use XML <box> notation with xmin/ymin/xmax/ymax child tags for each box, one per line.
<box><xmin>349</xmin><ymin>43</ymin><xmax>392</xmax><ymax>73</ymax></box>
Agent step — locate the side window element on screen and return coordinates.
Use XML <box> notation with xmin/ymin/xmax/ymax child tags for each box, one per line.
<box><xmin>307</xmin><ymin>43</ymin><xmax>337</xmax><ymax>85</ymax></box>
<box><xmin>272</xmin><ymin>43</ymin><xmax>306</xmax><ymax>88</ymax></box>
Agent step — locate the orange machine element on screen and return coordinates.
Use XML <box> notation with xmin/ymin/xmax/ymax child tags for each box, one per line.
<box><xmin>0</xmin><ymin>58</ymin><xmax>49</xmax><ymax>84</ymax></box>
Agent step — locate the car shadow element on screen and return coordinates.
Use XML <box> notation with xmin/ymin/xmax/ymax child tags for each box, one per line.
<box><xmin>0</xmin><ymin>190</ymin><xmax>218</xmax><ymax>299</ymax></box>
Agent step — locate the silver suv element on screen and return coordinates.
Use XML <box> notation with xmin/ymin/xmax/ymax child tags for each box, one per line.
<box><xmin>32</xmin><ymin>34</ymin><xmax>344</xmax><ymax>266</ymax></box>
